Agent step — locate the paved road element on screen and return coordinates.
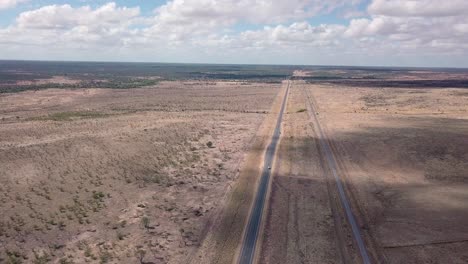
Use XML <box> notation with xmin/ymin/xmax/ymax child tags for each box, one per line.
<box><xmin>238</xmin><ymin>81</ymin><xmax>290</xmax><ymax>264</ymax></box>
<box><xmin>304</xmin><ymin>87</ymin><xmax>372</xmax><ymax>264</ymax></box>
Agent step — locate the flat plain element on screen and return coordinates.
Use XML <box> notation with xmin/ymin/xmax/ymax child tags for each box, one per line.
<box><xmin>264</xmin><ymin>68</ymin><xmax>468</xmax><ymax>263</ymax></box>
<box><xmin>0</xmin><ymin>62</ymin><xmax>283</xmax><ymax>263</ymax></box>
<box><xmin>1</xmin><ymin>62</ymin><xmax>468</xmax><ymax>264</ymax></box>
<box><xmin>307</xmin><ymin>81</ymin><xmax>468</xmax><ymax>263</ymax></box>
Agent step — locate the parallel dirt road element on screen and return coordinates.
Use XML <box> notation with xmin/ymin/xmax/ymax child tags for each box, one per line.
<box><xmin>258</xmin><ymin>80</ymin><xmax>384</xmax><ymax>264</ymax></box>
<box><xmin>307</xmin><ymin>82</ymin><xmax>468</xmax><ymax>263</ymax></box>
<box><xmin>203</xmin><ymin>75</ymin><xmax>468</xmax><ymax>264</ymax></box>
<box><xmin>236</xmin><ymin>79</ymin><xmax>377</xmax><ymax>264</ymax></box>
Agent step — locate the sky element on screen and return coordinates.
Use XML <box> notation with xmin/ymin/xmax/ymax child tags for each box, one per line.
<box><xmin>0</xmin><ymin>0</ymin><xmax>468</xmax><ymax>67</ymax></box>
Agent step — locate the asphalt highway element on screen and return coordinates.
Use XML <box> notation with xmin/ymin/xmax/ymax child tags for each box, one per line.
<box><xmin>237</xmin><ymin>81</ymin><xmax>290</xmax><ymax>264</ymax></box>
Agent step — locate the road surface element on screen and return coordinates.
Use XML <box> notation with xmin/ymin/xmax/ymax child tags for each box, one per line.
<box><xmin>237</xmin><ymin>81</ymin><xmax>290</xmax><ymax>264</ymax></box>
<box><xmin>238</xmin><ymin>81</ymin><xmax>371</xmax><ymax>264</ymax></box>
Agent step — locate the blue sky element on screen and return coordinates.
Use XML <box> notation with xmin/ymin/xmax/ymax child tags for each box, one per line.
<box><xmin>0</xmin><ymin>0</ymin><xmax>467</xmax><ymax>67</ymax></box>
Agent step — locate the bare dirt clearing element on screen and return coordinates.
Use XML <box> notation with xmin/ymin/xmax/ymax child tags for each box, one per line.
<box><xmin>0</xmin><ymin>81</ymin><xmax>280</xmax><ymax>263</ymax></box>
<box><xmin>306</xmin><ymin>82</ymin><xmax>468</xmax><ymax>263</ymax></box>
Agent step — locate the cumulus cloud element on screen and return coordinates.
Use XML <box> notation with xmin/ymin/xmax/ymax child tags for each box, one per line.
<box><xmin>345</xmin><ymin>0</ymin><xmax>468</xmax><ymax>53</ymax></box>
<box><xmin>16</xmin><ymin>3</ymin><xmax>140</xmax><ymax>30</ymax></box>
<box><xmin>0</xmin><ymin>3</ymin><xmax>140</xmax><ymax>47</ymax></box>
<box><xmin>268</xmin><ymin>22</ymin><xmax>345</xmax><ymax>45</ymax></box>
<box><xmin>0</xmin><ymin>0</ymin><xmax>467</xmax><ymax>65</ymax></box>
<box><xmin>143</xmin><ymin>0</ymin><xmax>361</xmax><ymax>42</ymax></box>
<box><xmin>368</xmin><ymin>0</ymin><xmax>468</xmax><ymax>17</ymax></box>
<box><xmin>188</xmin><ymin>22</ymin><xmax>347</xmax><ymax>57</ymax></box>
<box><xmin>0</xmin><ymin>0</ymin><xmax>27</xmax><ymax>10</ymax></box>
<box><xmin>0</xmin><ymin>0</ymin><xmax>361</xmax><ymax>49</ymax></box>
<box><xmin>155</xmin><ymin>0</ymin><xmax>361</xmax><ymax>25</ymax></box>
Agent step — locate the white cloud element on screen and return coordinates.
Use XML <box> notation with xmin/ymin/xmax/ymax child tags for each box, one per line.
<box><xmin>141</xmin><ymin>0</ymin><xmax>362</xmax><ymax>43</ymax></box>
<box><xmin>345</xmin><ymin>17</ymin><xmax>397</xmax><ymax>37</ymax></box>
<box><xmin>0</xmin><ymin>1</ymin><xmax>358</xmax><ymax>49</ymax></box>
<box><xmin>344</xmin><ymin>0</ymin><xmax>468</xmax><ymax>54</ymax></box>
<box><xmin>269</xmin><ymin>22</ymin><xmax>345</xmax><ymax>45</ymax></box>
<box><xmin>1</xmin><ymin>3</ymin><xmax>140</xmax><ymax>47</ymax></box>
<box><xmin>0</xmin><ymin>0</ymin><xmax>467</xmax><ymax>66</ymax></box>
<box><xmin>0</xmin><ymin>0</ymin><xmax>27</xmax><ymax>10</ymax></box>
<box><xmin>16</xmin><ymin>3</ymin><xmax>139</xmax><ymax>30</ymax></box>
<box><xmin>155</xmin><ymin>0</ymin><xmax>361</xmax><ymax>25</ymax></box>
<box><xmin>190</xmin><ymin>22</ymin><xmax>347</xmax><ymax>55</ymax></box>
<box><xmin>368</xmin><ymin>0</ymin><xmax>468</xmax><ymax>17</ymax></box>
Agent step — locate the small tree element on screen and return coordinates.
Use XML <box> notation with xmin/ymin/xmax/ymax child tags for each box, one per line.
<box><xmin>141</xmin><ymin>216</ymin><xmax>150</xmax><ymax>231</ymax></box>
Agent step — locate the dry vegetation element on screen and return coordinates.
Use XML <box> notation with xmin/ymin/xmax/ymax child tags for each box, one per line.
<box><xmin>193</xmin><ymin>82</ymin><xmax>287</xmax><ymax>264</ymax></box>
<box><xmin>2</xmin><ymin>64</ymin><xmax>468</xmax><ymax>264</ymax></box>
<box><xmin>0</xmin><ymin>81</ymin><xmax>280</xmax><ymax>263</ymax></box>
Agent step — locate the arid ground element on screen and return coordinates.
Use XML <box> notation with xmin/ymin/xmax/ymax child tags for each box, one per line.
<box><xmin>258</xmin><ymin>71</ymin><xmax>468</xmax><ymax>263</ymax></box>
<box><xmin>307</xmin><ymin>81</ymin><xmax>468</xmax><ymax>263</ymax></box>
<box><xmin>1</xmin><ymin>63</ymin><xmax>468</xmax><ymax>264</ymax></box>
<box><xmin>0</xmin><ymin>80</ymin><xmax>280</xmax><ymax>263</ymax></box>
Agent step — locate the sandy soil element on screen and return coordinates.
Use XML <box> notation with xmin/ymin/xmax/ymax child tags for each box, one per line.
<box><xmin>0</xmin><ymin>81</ymin><xmax>280</xmax><ymax>263</ymax></box>
<box><xmin>307</xmin><ymin>83</ymin><xmax>468</xmax><ymax>263</ymax></box>
<box><xmin>291</xmin><ymin>70</ymin><xmax>311</xmax><ymax>77</ymax></box>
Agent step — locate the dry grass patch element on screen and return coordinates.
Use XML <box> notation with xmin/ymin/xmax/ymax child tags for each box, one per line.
<box><xmin>0</xmin><ymin>81</ymin><xmax>280</xmax><ymax>263</ymax></box>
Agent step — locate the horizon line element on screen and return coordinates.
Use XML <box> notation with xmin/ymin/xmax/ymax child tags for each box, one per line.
<box><xmin>1</xmin><ymin>59</ymin><xmax>468</xmax><ymax>71</ymax></box>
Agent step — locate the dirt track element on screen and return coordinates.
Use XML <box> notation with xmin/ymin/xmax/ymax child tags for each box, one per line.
<box><xmin>306</xmin><ymin>82</ymin><xmax>468</xmax><ymax>263</ymax></box>
<box><xmin>259</xmin><ymin>82</ymin><xmax>342</xmax><ymax>263</ymax></box>
<box><xmin>259</xmin><ymin>77</ymin><xmax>468</xmax><ymax>264</ymax></box>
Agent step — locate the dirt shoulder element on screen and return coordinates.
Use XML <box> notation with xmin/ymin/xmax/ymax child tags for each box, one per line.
<box><xmin>192</xmin><ymin>81</ymin><xmax>288</xmax><ymax>264</ymax></box>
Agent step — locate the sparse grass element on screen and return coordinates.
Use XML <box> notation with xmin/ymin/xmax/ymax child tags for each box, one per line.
<box><xmin>33</xmin><ymin>251</ymin><xmax>51</xmax><ymax>264</ymax></box>
<box><xmin>84</xmin><ymin>245</ymin><xmax>95</xmax><ymax>259</ymax></box>
<box><xmin>92</xmin><ymin>191</ymin><xmax>105</xmax><ymax>201</ymax></box>
<box><xmin>141</xmin><ymin>174</ymin><xmax>166</xmax><ymax>184</ymax></box>
<box><xmin>0</xmin><ymin>78</ymin><xmax>280</xmax><ymax>262</ymax></box>
<box><xmin>59</xmin><ymin>257</ymin><xmax>74</xmax><ymax>264</ymax></box>
<box><xmin>359</xmin><ymin>94</ymin><xmax>396</xmax><ymax>107</ymax></box>
<box><xmin>29</xmin><ymin>111</ymin><xmax>109</xmax><ymax>121</ymax></box>
<box><xmin>5</xmin><ymin>250</ymin><xmax>23</xmax><ymax>264</ymax></box>
<box><xmin>99</xmin><ymin>250</ymin><xmax>112</xmax><ymax>264</ymax></box>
